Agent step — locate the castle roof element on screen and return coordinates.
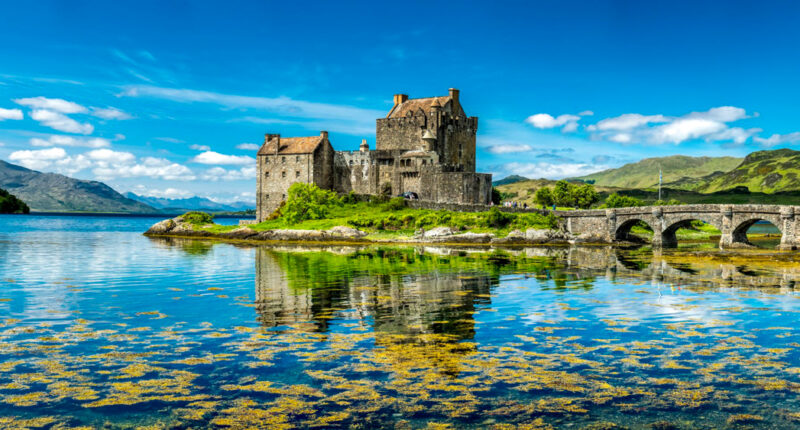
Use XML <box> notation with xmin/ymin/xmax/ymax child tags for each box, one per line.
<box><xmin>386</xmin><ymin>96</ymin><xmax>452</xmax><ymax>118</ymax></box>
<box><xmin>258</xmin><ymin>136</ymin><xmax>323</xmax><ymax>155</ymax></box>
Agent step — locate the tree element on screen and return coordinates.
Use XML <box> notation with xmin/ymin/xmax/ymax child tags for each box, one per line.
<box><xmin>534</xmin><ymin>187</ymin><xmax>554</xmax><ymax>208</ymax></box>
<box><xmin>602</xmin><ymin>193</ymin><xmax>645</xmax><ymax>208</ymax></box>
<box><xmin>552</xmin><ymin>180</ymin><xmax>573</xmax><ymax>207</ymax></box>
<box><xmin>282</xmin><ymin>183</ymin><xmax>342</xmax><ymax>224</ymax></box>
<box><xmin>573</xmin><ymin>184</ymin><xmax>600</xmax><ymax>209</ymax></box>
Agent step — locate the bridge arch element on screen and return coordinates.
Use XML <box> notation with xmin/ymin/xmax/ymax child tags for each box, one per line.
<box><xmin>614</xmin><ymin>218</ymin><xmax>655</xmax><ymax>243</ymax></box>
<box><xmin>731</xmin><ymin>217</ymin><xmax>784</xmax><ymax>248</ymax></box>
<box><xmin>661</xmin><ymin>217</ymin><xmax>723</xmax><ymax>248</ymax></box>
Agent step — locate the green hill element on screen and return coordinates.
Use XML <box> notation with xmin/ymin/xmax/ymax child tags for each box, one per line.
<box><xmin>573</xmin><ymin>155</ymin><xmax>743</xmax><ymax>189</ymax></box>
<box><xmin>0</xmin><ymin>160</ymin><xmax>157</xmax><ymax>213</ymax></box>
<box><xmin>0</xmin><ymin>187</ymin><xmax>29</xmax><ymax>214</ymax></box>
<box><xmin>695</xmin><ymin>148</ymin><xmax>800</xmax><ymax>193</ymax></box>
<box><xmin>492</xmin><ymin>174</ymin><xmax>529</xmax><ymax>187</ymax></box>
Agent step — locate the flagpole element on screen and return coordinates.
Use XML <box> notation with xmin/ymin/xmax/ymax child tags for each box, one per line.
<box><xmin>658</xmin><ymin>168</ymin><xmax>662</xmax><ymax>202</ymax></box>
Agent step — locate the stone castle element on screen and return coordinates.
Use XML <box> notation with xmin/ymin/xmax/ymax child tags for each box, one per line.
<box><xmin>255</xmin><ymin>88</ymin><xmax>492</xmax><ymax>221</ymax></box>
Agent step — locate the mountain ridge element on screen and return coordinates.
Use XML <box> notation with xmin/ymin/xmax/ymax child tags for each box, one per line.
<box><xmin>0</xmin><ymin>160</ymin><xmax>157</xmax><ymax>213</ymax></box>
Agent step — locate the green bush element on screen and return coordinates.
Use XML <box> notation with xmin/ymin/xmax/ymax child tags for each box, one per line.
<box><xmin>601</xmin><ymin>193</ymin><xmax>645</xmax><ymax>208</ymax></box>
<box><xmin>485</xmin><ymin>207</ymin><xmax>512</xmax><ymax>228</ymax></box>
<box><xmin>386</xmin><ymin>197</ymin><xmax>406</xmax><ymax>211</ymax></box>
<box><xmin>282</xmin><ymin>183</ymin><xmax>342</xmax><ymax>224</ymax></box>
<box><xmin>182</xmin><ymin>211</ymin><xmax>214</xmax><ymax>224</ymax></box>
<box><xmin>0</xmin><ymin>188</ymin><xmax>30</xmax><ymax>214</ymax></box>
<box><xmin>537</xmin><ymin>180</ymin><xmax>598</xmax><ymax>209</ymax></box>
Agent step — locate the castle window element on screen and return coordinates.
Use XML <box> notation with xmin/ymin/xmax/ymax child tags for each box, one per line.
<box><xmin>282</xmin><ymin>194</ymin><xmax>285</xmax><ymax>200</ymax></box>
<box><xmin>264</xmin><ymin>157</ymin><xmax>269</xmax><ymax>164</ymax></box>
<box><xmin>281</xmin><ymin>156</ymin><xmax>286</xmax><ymax>163</ymax></box>
<box><xmin>361</xmin><ymin>160</ymin><xmax>364</xmax><ymax>165</ymax></box>
<box><xmin>349</xmin><ymin>160</ymin><xmax>353</xmax><ymax>166</ymax></box>
<box><xmin>265</xmin><ymin>171</ymin><xmax>270</xmax><ymax>178</ymax></box>
<box><xmin>295</xmin><ymin>171</ymin><xmax>300</xmax><ymax>178</ymax></box>
<box><xmin>296</xmin><ymin>156</ymin><xmax>300</xmax><ymax>162</ymax></box>
<box><xmin>281</xmin><ymin>171</ymin><xmax>286</xmax><ymax>178</ymax></box>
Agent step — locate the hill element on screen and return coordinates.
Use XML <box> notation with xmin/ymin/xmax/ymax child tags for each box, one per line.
<box><xmin>694</xmin><ymin>148</ymin><xmax>800</xmax><ymax>193</ymax></box>
<box><xmin>572</xmin><ymin>155</ymin><xmax>742</xmax><ymax>189</ymax></box>
<box><xmin>492</xmin><ymin>174</ymin><xmax>529</xmax><ymax>187</ymax></box>
<box><xmin>0</xmin><ymin>187</ymin><xmax>29</xmax><ymax>214</ymax></box>
<box><xmin>0</xmin><ymin>160</ymin><xmax>157</xmax><ymax>213</ymax></box>
<box><xmin>124</xmin><ymin>193</ymin><xmax>254</xmax><ymax>213</ymax></box>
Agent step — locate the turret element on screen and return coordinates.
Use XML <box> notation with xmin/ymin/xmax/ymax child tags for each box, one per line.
<box><xmin>359</xmin><ymin>139</ymin><xmax>369</xmax><ymax>152</ymax></box>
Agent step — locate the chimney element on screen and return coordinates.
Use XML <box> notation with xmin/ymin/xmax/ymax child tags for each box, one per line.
<box><xmin>449</xmin><ymin>88</ymin><xmax>459</xmax><ymax>109</ymax></box>
<box><xmin>265</xmin><ymin>133</ymin><xmax>280</xmax><ymax>155</ymax></box>
<box><xmin>320</xmin><ymin>130</ymin><xmax>328</xmax><ymax>140</ymax></box>
<box><xmin>393</xmin><ymin>94</ymin><xmax>409</xmax><ymax>107</ymax></box>
<box><xmin>360</xmin><ymin>139</ymin><xmax>369</xmax><ymax>152</ymax></box>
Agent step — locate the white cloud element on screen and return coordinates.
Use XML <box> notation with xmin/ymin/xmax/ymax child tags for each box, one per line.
<box><xmin>190</xmin><ymin>144</ymin><xmax>211</xmax><ymax>151</ymax></box>
<box><xmin>754</xmin><ymin>132</ymin><xmax>800</xmax><ymax>147</ymax></box>
<box><xmin>9</xmin><ymin>146</ymin><xmax>195</xmax><ymax>180</ymax></box>
<box><xmin>14</xmin><ymin>96</ymin><xmax>87</xmax><ymax>114</ymax></box>
<box><xmin>586</xmin><ymin>106</ymin><xmax>754</xmax><ymax>145</ymax></box>
<box><xmin>525</xmin><ymin>113</ymin><xmax>581</xmax><ymax>132</ymax></box>
<box><xmin>191</xmin><ymin>151</ymin><xmax>255</xmax><ymax>166</ymax></box>
<box><xmin>30</xmin><ymin>135</ymin><xmax>110</xmax><ymax>148</ymax></box>
<box><xmin>0</xmin><ymin>107</ymin><xmax>23</xmax><ymax>120</ymax></box>
<box><xmin>502</xmin><ymin>161</ymin><xmax>609</xmax><ymax>179</ymax></box>
<box><xmin>578</xmin><ymin>110</ymin><xmax>594</xmax><ymax>116</ymax></box>
<box><xmin>201</xmin><ymin>166</ymin><xmax>257</xmax><ymax>181</ymax></box>
<box><xmin>588</xmin><ymin>113</ymin><xmax>668</xmax><ymax>131</ymax></box>
<box><xmin>9</xmin><ymin>147</ymin><xmax>69</xmax><ymax>170</ymax></box>
<box><xmin>30</xmin><ymin>109</ymin><xmax>94</xmax><ymax>134</ymax></box>
<box><xmin>236</xmin><ymin>143</ymin><xmax>260</xmax><ymax>151</ymax></box>
<box><xmin>91</xmin><ymin>106</ymin><xmax>133</xmax><ymax>120</ymax></box>
<box><xmin>155</xmin><ymin>137</ymin><xmax>184</xmax><ymax>143</ymax></box>
<box><xmin>131</xmin><ymin>186</ymin><xmax>194</xmax><ymax>199</ymax></box>
<box><xmin>487</xmin><ymin>144</ymin><xmax>533</xmax><ymax>154</ymax></box>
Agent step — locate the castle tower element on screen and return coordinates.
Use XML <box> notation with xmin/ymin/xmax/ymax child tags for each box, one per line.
<box><xmin>376</xmin><ymin>88</ymin><xmax>477</xmax><ymax>172</ymax></box>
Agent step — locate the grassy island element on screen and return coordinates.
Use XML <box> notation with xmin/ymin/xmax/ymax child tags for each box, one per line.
<box><xmin>191</xmin><ymin>183</ymin><xmax>558</xmax><ymax>240</ymax></box>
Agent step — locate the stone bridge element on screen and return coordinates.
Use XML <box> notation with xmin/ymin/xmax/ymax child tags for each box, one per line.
<box><xmin>558</xmin><ymin>204</ymin><xmax>799</xmax><ymax>249</ymax></box>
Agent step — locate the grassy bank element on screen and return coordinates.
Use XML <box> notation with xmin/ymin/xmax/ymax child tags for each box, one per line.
<box><xmin>189</xmin><ymin>198</ymin><xmax>558</xmax><ymax>240</ymax></box>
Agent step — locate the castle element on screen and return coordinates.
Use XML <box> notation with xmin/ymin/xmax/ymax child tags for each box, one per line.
<box><xmin>255</xmin><ymin>88</ymin><xmax>492</xmax><ymax>221</ymax></box>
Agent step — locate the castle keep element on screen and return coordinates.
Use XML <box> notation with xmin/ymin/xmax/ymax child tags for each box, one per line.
<box><xmin>256</xmin><ymin>88</ymin><xmax>492</xmax><ymax>221</ymax></box>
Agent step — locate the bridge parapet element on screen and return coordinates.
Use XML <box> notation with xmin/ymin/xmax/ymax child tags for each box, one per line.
<box><xmin>558</xmin><ymin>204</ymin><xmax>800</xmax><ymax>250</ymax></box>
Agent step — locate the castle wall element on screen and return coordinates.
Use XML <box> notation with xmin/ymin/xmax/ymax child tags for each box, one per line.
<box><xmin>334</xmin><ymin>151</ymin><xmax>376</xmax><ymax>195</ymax></box>
<box><xmin>440</xmin><ymin>117</ymin><xmax>478</xmax><ymax>171</ymax></box>
<box><xmin>376</xmin><ymin>115</ymin><xmax>427</xmax><ymax>152</ymax></box>
<box><xmin>423</xmin><ymin>172</ymin><xmax>492</xmax><ymax>205</ymax></box>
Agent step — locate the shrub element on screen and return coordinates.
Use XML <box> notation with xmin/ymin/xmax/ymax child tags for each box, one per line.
<box><xmin>386</xmin><ymin>197</ymin><xmax>406</xmax><ymax>211</ymax></box>
<box><xmin>282</xmin><ymin>183</ymin><xmax>342</xmax><ymax>224</ymax></box>
<box><xmin>182</xmin><ymin>211</ymin><xmax>214</xmax><ymax>224</ymax></box>
<box><xmin>534</xmin><ymin>187</ymin><xmax>554</xmax><ymax>208</ymax></box>
<box><xmin>485</xmin><ymin>207</ymin><xmax>512</xmax><ymax>228</ymax></box>
<box><xmin>491</xmin><ymin>187</ymin><xmax>503</xmax><ymax>205</ymax></box>
<box><xmin>601</xmin><ymin>193</ymin><xmax>645</xmax><ymax>208</ymax></box>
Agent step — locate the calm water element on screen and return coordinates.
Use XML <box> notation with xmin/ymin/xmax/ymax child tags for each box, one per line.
<box><xmin>0</xmin><ymin>215</ymin><xmax>799</xmax><ymax>428</ymax></box>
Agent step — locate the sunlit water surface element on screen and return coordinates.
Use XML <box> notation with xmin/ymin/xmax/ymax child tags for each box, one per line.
<box><xmin>0</xmin><ymin>214</ymin><xmax>798</xmax><ymax>429</ymax></box>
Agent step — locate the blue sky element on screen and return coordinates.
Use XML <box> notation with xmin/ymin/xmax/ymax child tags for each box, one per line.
<box><xmin>2</xmin><ymin>1</ymin><xmax>800</xmax><ymax>203</ymax></box>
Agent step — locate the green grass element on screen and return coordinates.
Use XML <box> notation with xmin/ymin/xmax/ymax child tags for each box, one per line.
<box><xmin>191</xmin><ymin>201</ymin><xmax>558</xmax><ymax>238</ymax></box>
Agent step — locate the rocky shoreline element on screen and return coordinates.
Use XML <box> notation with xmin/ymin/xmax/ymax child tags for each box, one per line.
<box><xmin>144</xmin><ymin>215</ymin><xmax>611</xmax><ymax>246</ymax></box>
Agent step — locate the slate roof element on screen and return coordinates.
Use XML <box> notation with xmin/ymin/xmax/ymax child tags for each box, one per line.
<box><xmin>258</xmin><ymin>136</ymin><xmax>323</xmax><ymax>155</ymax></box>
<box><xmin>387</xmin><ymin>96</ymin><xmax>451</xmax><ymax>118</ymax></box>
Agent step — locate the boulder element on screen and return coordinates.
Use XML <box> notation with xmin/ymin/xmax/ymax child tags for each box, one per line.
<box><xmin>569</xmin><ymin>232</ymin><xmax>610</xmax><ymax>244</ymax></box>
<box><xmin>145</xmin><ymin>218</ymin><xmax>176</xmax><ymax>235</ymax></box>
<box><xmin>524</xmin><ymin>229</ymin><xmax>571</xmax><ymax>244</ymax></box>
<box><xmin>327</xmin><ymin>226</ymin><xmax>367</xmax><ymax>239</ymax></box>
<box><xmin>422</xmin><ymin>226</ymin><xmax>457</xmax><ymax>238</ymax></box>
<box><xmin>220</xmin><ymin>227</ymin><xmax>258</xmax><ymax>240</ymax></box>
<box><xmin>431</xmin><ymin>232</ymin><xmax>494</xmax><ymax>243</ymax></box>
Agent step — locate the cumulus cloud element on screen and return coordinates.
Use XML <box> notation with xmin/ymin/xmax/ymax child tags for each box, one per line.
<box><xmin>14</xmin><ymin>96</ymin><xmax>87</xmax><ymax>114</ymax></box>
<box><xmin>501</xmin><ymin>161</ymin><xmax>609</xmax><ymax>179</ymax></box>
<box><xmin>487</xmin><ymin>144</ymin><xmax>533</xmax><ymax>154</ymax></box>
<box><xmin>9</xmin><ymin>146</ymin><xmax>195</xmax><ymax>180</ymax></box>
<box><xmin>586</xmin><ymin>106</ymin><xmax>755</xmax><ymax>145</ymax></box>
<box><xmin>9</xmin><ymin>147</ymin><xmax>69</xmax><ymax>170</ymax></box>
<box><xmin>236</xmin><ymin>143</ymin><xmax>260</xmax><ymax>151</ymax></box>
<box><xmin>189</xmin><ymin>144</ymin><xmax>211</xmax><ymax>151</ymax></box>
<box><xmin>91</xmin><ymin>106</ymin><xmax>133</xmax><ymax>120</ymax></box>
<box><xmin>0</xmin><ymin>107</ymin><xmax>23</xmax><ymax>120</ymax></box>
<box><xmin>201</xmin><ymin>166</ymin><xmax>257</xmax><ymax>181</ymax></box>
<box><xmin>30</xmin><ymin>109</ymin><xmax>94</xmax><ymax>134</ymax></box>
<box><xmin>525</xmin><ymin>113</ymin><xmax>581</xmax><ymax>132</ymax></box>
<box><xmin>191</xmin><ymin>151</ymin><xmax>255</xmax><ymax>166</ymax></box>
<box><xmin>30</xmin><ymin>135</ymin><xmax>110</xmax><ymax>148</ymax></box>
<box><xmin>753</xmin><ymin>132</ymin><xmax>800</xmax><ymax>147</ymax></box>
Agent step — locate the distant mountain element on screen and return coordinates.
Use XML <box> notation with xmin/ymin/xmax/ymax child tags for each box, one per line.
<box><xmin>492</xmin><ymin>174</ymin><xmax>529</xmax><ymax>187</ymax></box>
<box><xmin>572</xmin><ymin>155</ymin><xmax>743</xmax><ymax>189</ymax></box>
<box><xmin>0</xmin><ymin>187</ymin><xmax>29</xmax><ymax>214</ymax></box>
<box><xmin>693</xmin><ymin>148</ymin><xmax>800</xmax><ymax>193</ymax></box>
<box><xmin>0</xmin><ymin>160</ymin><xmax>156</xmax><ymax>213</ymax></box>
<box><xmin>124</xmin><ymin>192</ymin><xmax>254</xmax><ymax>213</ymax></box>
